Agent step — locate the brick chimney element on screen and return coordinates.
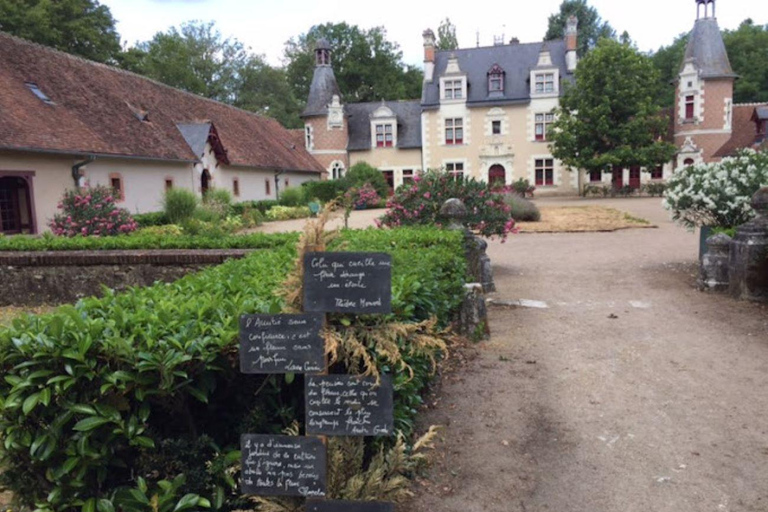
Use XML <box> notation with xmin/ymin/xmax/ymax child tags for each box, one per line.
<box><xmin>565</xmin><ymin>15</ymin><xmax>578</xmax><ymax>72</ymax></box>
<box><xmin>423</xmin><ymin>29</ymin><xmax>436</xmax><ymax>82</ymax></box>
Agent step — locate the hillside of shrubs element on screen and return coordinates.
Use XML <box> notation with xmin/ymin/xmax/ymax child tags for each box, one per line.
<box><xmin>0</xmin><ymin>227</ymin><xmax>466</xmax><ymax>512</ymax></box>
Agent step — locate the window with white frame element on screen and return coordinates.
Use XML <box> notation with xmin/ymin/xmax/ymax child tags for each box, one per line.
<box><xmin>535</xmin><ymin>158</ymin><xmax>554</xmax><ymax>186</ymax></box>
<box><xmin>534</xmin><ymin>73</ymin><xmax>555</xmax><ymax>94</ymax></box>
<box><xmin>402</xmin><ymin>169</ymin><xmax>415</xmax><ymax>185</ymax></box>
<box><xmin>331</xmin><ymin>161</ymin><xmax>345</xmax><ymax>180</ymax></box>
<box><xmin>492</xmin><ymin>120</ymin><xmax>501</xmax><ymax>135</ymax></box>
<box><xmin>304</xmin><ymin>125</ymin><xmax>313</xmax><ymax>149</ymax></box>
<box><xmin>446</xmin><ymin>162</ymin><xmax>464</xmax><ymax>180</ymax></box>
<box><xmin>445</xmin><ymin>118</ymin><xmax>463</xmax><ymax>145</ymax></box>
<box><xmin>535</xmin><ymin>113</ymin><xmax>554</xmax><ymax>141</ymax></box>
<box><xmin>375</xmin><ymin>124</ymin><xmax>394</xmax><ymax>147</ymax></box>
<box><xmin>443</xmin><ymin>79</ymin><xmax>463</xmax><ymax>100</ymax></box>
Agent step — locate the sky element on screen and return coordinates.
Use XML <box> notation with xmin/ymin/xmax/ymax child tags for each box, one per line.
<box><xmin>102</xmin><ymin>0</ymin><xmax>767</xmax><ymax>67</ymax></box>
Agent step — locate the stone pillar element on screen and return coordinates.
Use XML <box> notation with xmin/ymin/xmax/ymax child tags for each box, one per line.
<box><xmin>728</xmin><ymin>187</ymin><xmax>768</xmax><ymax>302</ymax></box>
<box><xmin>439</xmin><ymin>198</ymin><xmax>496</xmax><ymax>293</ymax></box>
<box><xmin>698</xmin><ymin>233</ymin><xmax>731</xmax><ymax>292</ymax></box>
<box><xmin>458</xmin><ymin>283</ymin><xmax>490</xmax><ymax>341</ymax></box>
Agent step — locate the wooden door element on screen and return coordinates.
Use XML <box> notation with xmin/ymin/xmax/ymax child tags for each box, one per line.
<box><xmin>612</xmin><ymin>168</ymin><xmax>623</xmax><ymax>188</ymax></box>
<box><xmin>629</xmin><ymin>167</ymin><xmax>641</xmax><ymax>189</ymax></box>
<box><xmin>488</xmin><ymin>165</ymin><xmax>506</xmax><ymax>187</ymax></box>
<box><xmin>382</xmin><ymin>171</ymin><xmax>395</xmax><ymax>196</ymax></box>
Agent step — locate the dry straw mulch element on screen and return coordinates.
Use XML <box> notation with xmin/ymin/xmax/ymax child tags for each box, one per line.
<box><xmin>0</xmin><ymin>305</ymin><xmax>55</xmax><ymax>327</ymax></box>
<box><xmin>517</xmin><ymin>205</ymin><xmax>655</xmax><ymax>233</ymax></box>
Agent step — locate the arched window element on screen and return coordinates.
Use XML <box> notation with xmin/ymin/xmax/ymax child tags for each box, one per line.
<box><xmin>684</xmin><ymin>158</ymin><xmax>695</xmax><ymax>166</ymax></box>
<box><xmin>331</xmin><ymin>161</ymin><xmax>345</xmax><ymax>180</ymax></box>
<box><xmin>488</xmin><ymin>64</ymin><xmax>505</xmax><ymax>93</ymax></box>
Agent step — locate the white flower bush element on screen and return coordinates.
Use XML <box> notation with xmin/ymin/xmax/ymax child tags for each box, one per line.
<box><xmin>663</xmin><ymin>149</ymin><xmax>768</xmax><ymax>229</ymax></box>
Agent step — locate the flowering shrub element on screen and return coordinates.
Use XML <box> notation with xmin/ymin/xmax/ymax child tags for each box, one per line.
<box><xmin>49</xmin><ymin>186</ymin><xmax>137</xmax><ymax>237</ymax></box>
<box><xmin>663</xmin><ymin>149</ymin><xmax>768</xmax><ymax>229</ymax></box>
<box><xmin>344</xmin><ymin>183</ymin><xmax>381</xmax><ymax>210</ymax></box>
<box><xmin>265</xmin><ymin>205</ymin><xmax>311</xmax><ymax>221</ymax></box>
<box><xmin>378</xmin><ymin>170</ymin><xmax>516</xmax><ymax>240</ymax></box>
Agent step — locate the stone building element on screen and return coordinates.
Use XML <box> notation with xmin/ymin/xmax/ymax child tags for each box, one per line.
<box><xmin>0</xmin><ymin>32</ymin><xmax>322</xmax><ymax>235</ymax></box>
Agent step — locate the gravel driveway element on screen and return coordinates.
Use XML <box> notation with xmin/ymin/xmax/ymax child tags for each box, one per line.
<box><xmin>406</xmin><ymin>197</ymin><xmax>768</xmax><ymax>512</ymax></box>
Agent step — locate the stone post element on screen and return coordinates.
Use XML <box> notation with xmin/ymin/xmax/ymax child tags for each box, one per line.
<box><xmin>458</xmin><ymin>283</ymin><xmax>490</xmax><ymax>341</ymax></box>
<box><xmin>698</xmin><ymin>233</ymin><xmax>731</xmax><ymax>292</ymax></box>
<box><xmin>728</xmin><ymin>187</ymin><xmax>768</xmax><ymax>302</ymax></box>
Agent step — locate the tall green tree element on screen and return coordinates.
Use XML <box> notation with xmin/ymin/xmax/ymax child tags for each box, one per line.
<box><xmin>436</xmin><ymin>17</ymin><xmax>459</xmax><ymax>50</ymax></box>
<box><xmin>650</xmin><ymin>33</ymin><xmax>688</xmax><ymax>108</ymax></box>
<box><xmin>0</xmin><ymin>0</ymin><xmax>120</xmax><ymax>62</ymax></box>
<box><xmin>545</xmin><ymin>0</ymin><xmax>616</xmax><ymax>56</ymax></box>
<box><xmin>549</xmin><ymin>39</ymin><xmax>676</xmax><ymax>177</ymax></box>
<box><xmin>233</xmin><ymin>57</ymin><xmax>303</xmax><ymax>129</ymax></box>
<box><xmin>284</xmin><ymin>22</ymin><xmax>423</xmax><ymax>106</ymax></box>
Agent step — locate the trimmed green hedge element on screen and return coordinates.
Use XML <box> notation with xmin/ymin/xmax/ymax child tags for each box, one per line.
<box><xmin>0</xmin><ymin>232</ymin><xmax>298</xmax><ymax>251</ymax></box>
<box><xmin>0</xmin><ymin>227</ymin><xmax>466</xmax><ymax>512</ymax></box>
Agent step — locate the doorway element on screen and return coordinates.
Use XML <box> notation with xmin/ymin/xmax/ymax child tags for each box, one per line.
<box><xmin>629</xmin><ymin>167</ymin><xmax>641</xmax><ymax>189</ymax></box>
<box><xmin>488</xmin><ymin>165</ymin><xmax>506</xmax><ymax>187</ymax></box>
<box><xmin>612</xmin><ymin>168</ymin><xmax>623</xmax><ymax>189</ymax></box>
<box><xmin>0</xmin><ymin>176</ymin><xmax>34</xmax><ymax>234</ymax></box>
<box><xmin>201</xmin><ymin>169</ymin><xmax>211</xmax><ymax>195</ymax></box>
<box><xmin>382</xmin><ymin>170</ymin><xmax>395</xmax><ymax>195</ymax></box>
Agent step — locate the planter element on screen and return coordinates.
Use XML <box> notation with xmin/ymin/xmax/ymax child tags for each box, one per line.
<box><xmin>699</xmin><ymin>226</ymin><xmax>713</xmax><ymax>261</ymax></box>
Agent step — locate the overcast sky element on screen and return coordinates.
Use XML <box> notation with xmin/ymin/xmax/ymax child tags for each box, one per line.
<box><xmin>102</xmin><ymin>0</ymin><xmax>767</xmax><ymax>66</ymax></box>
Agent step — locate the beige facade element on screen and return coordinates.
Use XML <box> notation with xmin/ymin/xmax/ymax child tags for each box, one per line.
<box><xmin>349</xmin><ymin>148</ymin><xmax>422</xmax><ymax>190</ymax></box>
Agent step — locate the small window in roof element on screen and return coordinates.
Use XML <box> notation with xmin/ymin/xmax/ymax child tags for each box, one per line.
<box><xmin>25</xmin><ymin>82</ymin><xmax>54</xmax><ymax>105</ymax></box>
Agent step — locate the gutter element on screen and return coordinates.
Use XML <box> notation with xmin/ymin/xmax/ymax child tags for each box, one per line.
<box><xmin>71</xmin><ymin>156</ymin><xmax>94</xmax><ymax>187</ymax></box>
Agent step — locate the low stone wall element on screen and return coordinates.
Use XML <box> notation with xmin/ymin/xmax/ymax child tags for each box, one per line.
<box><xmin>0</xmin><ymin>250</ymin><xmax>251</xmax><ymax>307</ymax></box>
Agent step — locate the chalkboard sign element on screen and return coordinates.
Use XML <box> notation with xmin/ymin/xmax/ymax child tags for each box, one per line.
<box><xmin>305</xmin><ymin>375</ymin><xmax>394</xmax><ymax>436</ymax></box>
<box><xmin>241</xmin><ymin>434</ymin><xmax>326</xmax><ymax>497</ymax></box>
<box><xmin>306</xmin><ymin>500</ymin><xmax>394</xmax><ymax>512</ymax></box>
<box><xmin>239</xmin><ymin>313</ymin><xmax>325</xmax><ymax>374</ymax></box>
<box><xmin>303</xmin><ymin>252</ymin><xmax>392</xmax><ymax>314</ymax></box>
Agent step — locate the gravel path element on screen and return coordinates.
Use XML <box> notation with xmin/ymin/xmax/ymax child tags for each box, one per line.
<box><xmin>407</xmin><ymin>198</ymin><xmax>768</xmax><ymax>512</ymax></box>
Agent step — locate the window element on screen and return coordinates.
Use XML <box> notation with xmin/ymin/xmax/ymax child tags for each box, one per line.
<box><xmin>304</xmin><ymin>126</ymin><xmax>313</xmax><ymax>149</ymax></box>
<box><xmin>685</xmin><ymin>95</ymin><xmax>695</xmax><ymax>119</ymax></box>
<box><xmin>109</xmin><ymin>173</ymin><xmax>124</xmax><ymax>201</ymax></box>
<box><xmin>684</xmin><ymin>158</ymin><xmax>695</xmax><ymax>166</ymax></box>
<box><xmin>446</xmin><ymin>162</ymin><xmax>464</xmax><ymax>180</ymax></box>
<box><xmin>488</xmin><ymin>64</ymin><xmax>504</xmax><ymax>93</ymax></box>
<box><xmin>25</xmin><ymin>82</ymin><xmax>54</xmax><ymax>105</ymax></box>
<box><xmin>331</xmin><ymin>161</ymin><xmax>345</xmax><ymax>180</ymax></box>
<box><xmin>650</xmin><ymin>166</ymin><xmax>663</xmax><ymax>180</ymax></box>
<box><xmin>535</xmin><ymin>113</ymin><xmax>554</xmax><ymax>141</ymax></box>
<box><xmin>443</xmin><ymin>79</ymin><xmax>463</xmax><ymax>100</ymax></box>
<box><xmin>402</xmin><ymin>169</ymin><xmax>414</xmax><ymax>185</ymax></box>
<box><xmin>265</xmin><ymin>178</ymin><xmax>271</xmax><ymax>196</ymax></box>
<box><xmin>535</xmin><ymin>159</ymin><xmax>554</xmax><ymax>186</ymax></box>
<box><xmin>375</xmin><ymin>124</ymin><xmax>394</xmax><ymax>147</ymax></box>
<box><xmin>284</xmin><ymin>178</ymin><xmax>289</xmax><ymax>188</ymax></box>
<box><xmin>535</xmin><ymin>73</ymin><xmax>555</xmax><ymax>94</ymax></box>
<box><xmin>233</xmin><ymin>178</ymin><xmax>240</xmax><ymax>197</ymax></box>
<box><xmin>492</xmin><ymin>120</ymin><xmax>501</xmax><ymax>135</ymax></box>
<box><xmin>589</xmin><ymin>170</ymin><xmax>602</xmax><ymax>183</ymax></box>
<box><xmin>445</xmin><ymin>118</ymin><xmax>463</xmax><ymax>145</ymax></box>
<box><xmin>164</xmin><ymin>178</ymin><xmax>173</xmax><ymax>192</ymax></box>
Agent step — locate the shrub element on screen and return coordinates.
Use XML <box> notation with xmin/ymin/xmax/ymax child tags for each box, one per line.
<box><xmin>231</xmin><ymin>200</ymin><xmax>278</xmax><ymax>216</ymax></box>
<box><xmin>200</xmin><ymin>189</ymin><xmax>233</xmax><ymax>221</ymax></box>
<box><xmin>378</xmin><ymin>170</ymin><xmax>516</xmax><ymax>240</ymax></box>
<box><xmin>265</xmin><ymin>205</ymin><xmax>311</xmax><ymax>221</ymax></box>
<box><xmin>511</xmin><ymin>178</ymin><xmax>535</xmax><ymax>197</ymax></box>
<box><xmin>137</xmin><ymin>225</ymin><xmax>184</xmax><ymax>236</ymax></box>
<box><xmin>163</xmin><ymin>188</ymin><xmax>198</xmax><ymax>224</ymax></box>
<box><xmin>49</xmin><ymin>186</ymin><xmax>137</xmax><ymax>237</ymax></box>
<box><xmin>0</xmin><ymin>227</ymin><xmax>465</xmax><ymax>512</ymax></box>
<box><xmin>278</xmin><ymin>186</ymin><xmax>306</xmax><ymax>207</ymax></box>
<box><xmin>344</xmin><ymin>183</ymin><xmax>381</xmax><ymax>210</ymax></box>
<box><xmin>133</xmin><ymin>211</ymin><xmax>169</xmax><ymax>227</ymax></box>
<box><xmin>642</xmin><ymin>182</ymin><xmax>667</xmax><ymax>197</ymax></box>
<box><xmin>506</xmin><ymin>195</ymin><xmax>541</xmax><ymax>222</ymax></box>
<box><xmin>663</xmin><ymin>148</ymin><xmax>768</xmax><ymax>229</ymax></box>
<box><xmin>343</xmin><ymin>162</ymin><xmax>389</xmax><ymax>198</ymax></box>
<box><xmin>302</xmin><ymin>180</ymin><xmax>345</xmax><ymax>203</ymax></box>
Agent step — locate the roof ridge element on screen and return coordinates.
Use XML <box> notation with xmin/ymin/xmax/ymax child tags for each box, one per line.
<box><xmin>348</xmin><ymin>99</ymin><xmax>421</xmax><ymax>107</ymax></box>
<box><xmin>734</xmin><ymin>102</ymin><xmax>768</xmax><ymax>107</ymax></box>
<box><xmin>437</xmin><ymin>39</ymin><xmax>562</xmax><ymax>54</ymax></box>
<box><xmin>0</xmin><ymin>30</ymin><xmax>283</xmax><ymax>128</ymax></box>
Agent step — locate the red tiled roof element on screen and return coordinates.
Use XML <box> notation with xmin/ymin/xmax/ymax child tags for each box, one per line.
<box><xmin>0</xmin><ymin>32</ymin><xmax>323</xmax><ymax>173</ymax></box>
<box><xmin>714</xmin><ymin>103</ymin><xmax>768</xmax><ymax>158</ymax></box>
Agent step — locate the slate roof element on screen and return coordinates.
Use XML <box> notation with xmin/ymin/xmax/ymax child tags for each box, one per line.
<box><xmin>0</xmin><ymin>31</ymin><xmax>323</xmax><ymax>173</ymax></box>
<box><xmin>345</xmin><ymin>101</ymin><xmax>422</xmax><ymax>151</ymax></box>
<box><xmin>713</xmin><ymin>104</ymin><xmax>768</xmax><ymax>157</ymax></box>
<box><xmin>302</xmin><ymin>65</ymin><xmax>342</xmax><ymax>117</ymax></box>
<box><xmin>682</xmin><ymin>18</ymin><xmax>737</xmax><ymax>79</ymax></box>
<box><xmin>176</xmin><ymin>123</ymin><xmax>212</xmax><ymax>159</ymax></box>
<box><xmin>422</xmin><ymin>40</ymin><xmax>571</xmax><ymax>108</ymax></box>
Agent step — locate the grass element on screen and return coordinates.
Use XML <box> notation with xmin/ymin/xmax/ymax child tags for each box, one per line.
<box><xmin>516</xmin><ymin>206</ymin><xmax>654</xmax><ymax>233</ymax></box>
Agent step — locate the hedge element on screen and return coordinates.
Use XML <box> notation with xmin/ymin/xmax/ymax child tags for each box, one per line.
<box><xmin>0</xmin><ymin>232</ymin><xmax>298</xmax><ymax>251</ymax></box>
<box><xmin>0</xmin><ymin>227</ymin><xmax>466</xmax><ymax>512</ymax></box>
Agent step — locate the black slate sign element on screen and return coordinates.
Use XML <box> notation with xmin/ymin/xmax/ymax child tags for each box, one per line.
<box><xmin>305</xmin><ymin>375</ymin><xmax>394</xmax><ymax>436</ymax></box>
<box><xmin>306</xmin><ymin>500</ymin><xmax>394</xmax><ymax>512</ymax></box>
<box><xmin>239</xmin><ymin>313</ymin><xmax>325</xmax><ymax>374</ymax></box>
<box><xmin>303</xmin><ymin>252</ymin><xmax>392</xmax><ymax>314</ymax></box>
<box><xmin>240</xmin><ymin>434</ymin><xmax>326</xmax><ymax>497</ymax></box>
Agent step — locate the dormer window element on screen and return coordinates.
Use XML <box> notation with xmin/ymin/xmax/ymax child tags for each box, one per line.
<box><xmin>685</xmin><ymin>95</ymin><xmax>695</xmax><ymax>120</ymax></box>
<box><xmin>375</xmin><ymin>124</ymin><xmax>394</xmax><ymax>147</ymax></box>
<box><xmin>25</xmin><ymin>82</ymin><xmax>54</xmax><ymax>105</ymax></box>
<box><xmin>535</xmin><ymin>73</ymin><xmax>555</xmax><ymax>94</ymax></box>
<box><xmin>488</xmin><ymin>64</ymin><xmax>504</xmax><ymax>93</ymax></box>
<box><xmin>443</xmin><ymin>79</ymin><xmax>463</xmax><ymax>100</ymax></box>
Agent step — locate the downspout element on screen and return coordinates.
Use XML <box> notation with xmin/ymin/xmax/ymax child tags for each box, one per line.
<box><xmin>71</xmin><ymin>156</ymin><xmax>95</xmax><ymax>188</ymax></box>
<box><xmin>274</xmin><ymin>170</ymin><xmax>285</xmax><ymax>201</ymax></box>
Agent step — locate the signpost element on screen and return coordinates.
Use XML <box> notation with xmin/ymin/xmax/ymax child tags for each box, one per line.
<box><xmin>241</xmin><ymin>434</ymin><xmax>326</xmax><ymax>497</ymax></box>
<box><xmin>306</xmin><ymin>375</ymin><xmax>394</xmax><ymax>436</ymax></box>
<box><xmin>240</xmin><ymin>313</ymin><xmax>325</xmax><ymax>374</ymax></box>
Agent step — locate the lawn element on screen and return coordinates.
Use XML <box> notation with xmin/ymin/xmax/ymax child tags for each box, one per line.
<box><xmin>517</xmin><ymin>205</ymin><xmax>654</xmax><ymax>233</ymax></box>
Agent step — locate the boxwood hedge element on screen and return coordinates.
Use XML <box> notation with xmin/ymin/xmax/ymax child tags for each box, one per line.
<box><xmin>0</xmin><ymin>227</ymin><xmax>466</xmax><ymax>512</ymax></box>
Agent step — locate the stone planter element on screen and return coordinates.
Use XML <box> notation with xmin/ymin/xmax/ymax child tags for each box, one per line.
<box><xmin>699</xmin><ymin>225</ymin><xmax>713</xmax><ymax>261</ymax></box>
<box><xmin>728</xmin><ymin>187</ymin><xmax>768</xmax><ymax>302</ymax></box>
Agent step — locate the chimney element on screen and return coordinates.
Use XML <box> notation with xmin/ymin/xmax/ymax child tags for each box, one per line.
<box><xmin>510</xmin><ymin>37</ymin><xmax>520</xmax><ymax>44</ymax></box>
<box><xmin>423</xmin><ymin>29</ymin><xmax>436</xmax><ymax>82</ymax></box>
<box><xmin>565</xmin><ymin>15</ymin><xmax>578</xmax><ymax>72</ymax></box>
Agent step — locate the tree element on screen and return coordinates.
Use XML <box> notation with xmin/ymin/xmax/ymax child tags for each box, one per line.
<box><xmin>723</xmin><ymin>19</ymin><xmax>768</xmax><ymax>104</ymax></box>
<box><xmin>0</xmin><ymin>0</ymin><xmax>121</xmax><ymax>62</ymax></box>
<box><xmin>544</xmin><ymin>0</ymin><xmax>616</xmax><ymax>56</ymax></box>
<box><xmin>650</xmin><ymin>33</ymin><xmax>689</xmax><ymax>108</ymax></box>
<box><xmin>284</xmin><ymin>23</ymin><xmax>423</xmax><ymax>107</ymax></box>
<box><xmin>436</xmin><ymin>18</ymin><xmax>459</xmax><ymax>50</ymax></box>
<box><xmin>233</xmin><ymin>56</ymin><xmax>303</xmax><ymax>128</ymax></box>
<box><xmin>549</xmin><ymin>39</ymin><xmax>677</xmax><ymax>178</ymax></box>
